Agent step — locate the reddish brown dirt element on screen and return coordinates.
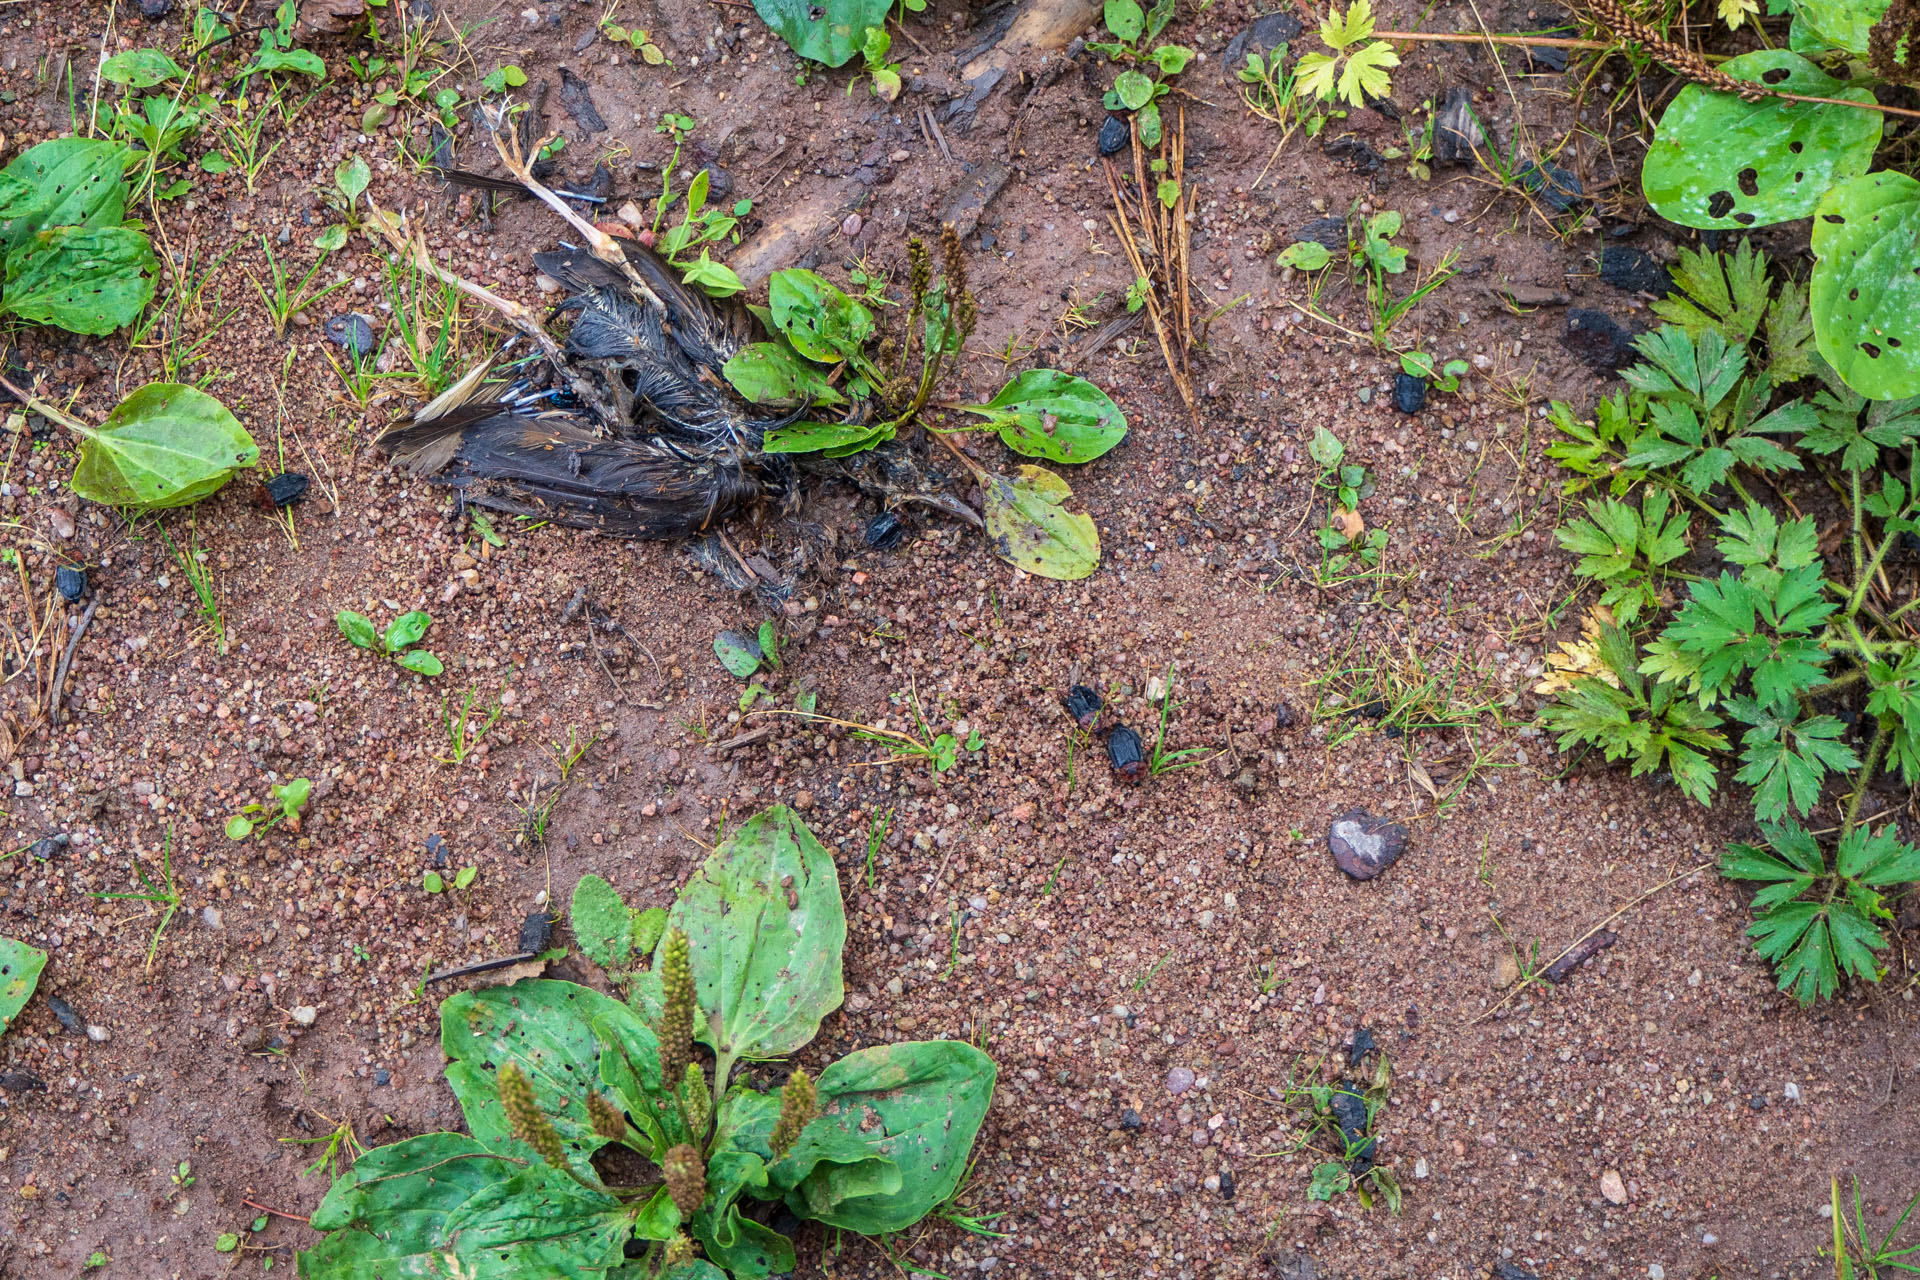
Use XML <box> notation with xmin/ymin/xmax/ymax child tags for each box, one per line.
<box><xmin>0</xmin><ymin>1</ymin><xmax>1915</xmax><ymax>1278</ymax></box>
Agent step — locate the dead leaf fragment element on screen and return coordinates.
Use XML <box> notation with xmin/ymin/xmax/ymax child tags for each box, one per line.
<box><xmin>1534</xmin><ymin>604</ymin><xmax>1619</xmax><ymax>696</ymax></box>
<box><xmin>294</xmin><ymin>0</ymin><xmax>367</xmax><ymax>37</ymax></box>
<box><xmin>1331</xmin><ymin>507</ymin><xmax>1365</xmax><ymax>540</ymax></box>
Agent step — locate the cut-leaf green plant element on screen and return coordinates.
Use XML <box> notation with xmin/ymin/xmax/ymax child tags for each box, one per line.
<box><xmin>337</xmin><ymin>609</ymin><xmax>444</xmax><ymax>676</ymax></box>
<box><xmin>1294</xmin><ymin>0</ymin><xmax>1398</xmax><ymax>109</ymax></box>
<box><xmin>1543</xmin><ymin>240</ymin><xmax>1920</xmax><ymax>1004</ymax></box>
<box><xmin>297</xmin><ymin>805</ymin><xmax>997</xmax><ymax>1277</ymax></box>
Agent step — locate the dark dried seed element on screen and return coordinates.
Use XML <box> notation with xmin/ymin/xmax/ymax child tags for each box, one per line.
<box><xmin>46</xmin><ymin>994</ymin><xmax>83</xmax><ymax>1034</ymax></box>
<box><xmin>1107</xmin><ymin>724</ymin><xmax>1147</xmax><ymax>784</ymax></box>
<box><xmin>864</xmin><ymin>511</ymin><xmax>907</xmax><ymax>551</ymax></box>
<box><xmin>1062</xmin><ymin>684</ymin><xmax>1103</xmax><ymax>731</ymax></box>
<box><xmin>55</xmin><ymin>566</ymin><xmax>86</xmax><ymax>602</ymax></box>
<box><xmin>518</xmin><ymin>910</ymin><xmax>554</xmax><ymax>954</ymax></box>
<box><xmin>265</xmin><ymin>472</ymin><xmax>310</xmax><ymax>507</ymax></box>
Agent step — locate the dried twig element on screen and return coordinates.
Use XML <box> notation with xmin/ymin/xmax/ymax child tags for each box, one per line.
<box><xmin>1104</xmin><ymin>154</ymin><xmax>1197</xmax><ymax>422</ymax></box>
<box><xmin>1468</xmin><ymin>861</ymin><xmax>1713</xmax><ymax>1025</ymax></box>
<box><xmin>49</xmin><ymin>597</ymin><xmax>100</xmax><ymax>726</ymax></box>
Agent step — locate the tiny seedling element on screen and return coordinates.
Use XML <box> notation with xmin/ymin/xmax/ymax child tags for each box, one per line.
<box><xmin>283</xmin><ymin>1108</ymin><xmax>364</xmax><ymax>1181</ymax></box>
<box><xmin>1400</xmin><ymin>350</ymin><xmax>1469</xmax><ymax>393</ymax></box>
<box><xmin>423</xmin><ymin>865</ymin><xmax>478</xmax><ymax>895</ymax></box>
<box><xmin>337</xmin><ymin>609</ymin><xmax>444</xmax><ymax>675</ymax></box>
<box><xmin>1830</xmin><ymin>1174</ymin><xmax>1920</xmax><ymax>1277</ymax></box>
<box><xmin>159</xmin><ymin>521</ymin><xmax>228</xmax><ymax>653</ymax></box>
<box><xmin>548</xmin><ymin>727</ymin><xmax>601</xmax><ymax>783</ymax></box>
<box><xmin>714</xmin><ymin>619</ymin><xmax>781</xmax><ymax>677</ymax></box>
<box><xmin>853</xmin><ymin>25</ymin><xmax>903</xmax><ymax>101</ymax></box>
<box><xmin>479</xmin><ymin>63</ymin><xmax>529</xmax><ymax>94</ymax></box>
<box><xmin>315</xmin><ymin>154</ymin><xmax>372</xmax><ymax>249</ymax></box>
<box><xmin>437</xmin><ymin>688</ymin><xmax>503</xmax><ymax>765</ymax></box>
<box><xmin>91</xmin><ymin>828</ymin><xmax>182</xmax><ymax>971</ymax></box>
<box><xmin>173</xmin><ymin>1160</ymin><xmax>195</xmax><ymax>1189</ymax></box>
<box><xmin>865</xmin><ymin>808</ymin><xmax>892</xmax><ymax>888</ymax></box>
<box><xmin>251</xmin><ymin>235</ymin><xmax>349</xmax><ymax>336</ymax></box>
<box><xmin>1146</xmin><ymin>667</ymin><xmax>1214</xmax><ymax>776</ymax></box>
<box><xmin>597</xmin><ymin>2</ymin><xmax>667</xmax><ymax>63</ymax></box>
<box><xmin>226</xmin><ymin>777</ymin><xmax>312</xmax><ymax>840</ymax></box>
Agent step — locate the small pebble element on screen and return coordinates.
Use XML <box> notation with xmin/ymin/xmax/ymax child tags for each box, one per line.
<box><xmin>324</xmin><ymin>313</ymin><xmax>378</xmax><ymax>359</ymax></box>
<box><xmin>1166</xmin><ymin>1066</ymin><xmax>1195</xmax><ymax>1095</ymax></box>
<box><xmin>200</xmin><ymin>906</ymin><xmax>223</xmax><ymax>930</ymax></box>
<box><xmin>841</xmin><ymin>212</ymin><xmax>863</xmax><ymax>238</ymax></box>
<box><xmin>1601</xmin><ymin>1169</ymin><xmax>1627</xmax><ymax>1204</ymax></box>
<box><xmin>291</xmin><ymin>1006</ymin><xmax>318</xmax><ymax>1027</ymax></box>
<box><xmin>1217</xmin><ymin>1168</ymin><xmax>1235</xmax><ymax>1198</ymax></box>
<box><xmin>86</xmin><ymin>1025</ymin><xmax>111</xmax><ymax>1043</ymax></box>
<box><xmin>46</xmin><ymin>508</ymin><xmax>75</xmax><ymax>539</ymax></box>
<box><xmin>1120</xmin><ymin>1108</ymin><xmax>1143</xmax><ymax>1131</ymax></box>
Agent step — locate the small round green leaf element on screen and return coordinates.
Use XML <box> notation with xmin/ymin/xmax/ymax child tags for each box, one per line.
<box><xmin>384</xmin><ymin>610</ymin><xmax>431</xmax><ymax>653</ymax></box>
<box><xmin>1105</xmin><ymin>0</ymin><xmax>1145</xmax><ymax>41</ymax></box>
<box><xmin>1811</xmin><ymin>171</ymin><xmax>1920</xmax><ymax>400</ymax></box>
<box><xmin>1278</xmin><ymin>240</ymin><xmax>1333</xmax><ymax>271</ymax></box>
<box><xmin>714</xmin><ymin>629</ymin><xmax>764</xmax><ymax>677</ymax></box>
<box><xmin>335</xmin><ymin>611</ymin><xmax>377</xmax><ymax>649</ymax></box>
<box><xmin>396</xmin><ymin>650</ymin><xmax>444</xmax><ymax>676</ymax></box>
<box><xmin>1642</xmin><ymin>50</ymin><xmax>1880</xmax><ymax>230</ymax></box>
<box><xmin>1113</xmin><ymin>69</ymin><xmax>1155</xmax><ymax>111</ymax></box>
<box><xmin>225</xmin><ymin>815</ymin><xmax>254</xmax><ymax>840</ymax></box>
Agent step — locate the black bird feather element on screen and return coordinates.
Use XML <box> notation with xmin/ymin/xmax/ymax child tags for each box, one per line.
<box><xmin>376</xmin><ymin>236</ymin><xmax>940</xmax><ymax>548</ymax></box>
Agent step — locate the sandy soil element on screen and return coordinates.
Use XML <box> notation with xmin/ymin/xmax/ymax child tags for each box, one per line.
<box><xmin>0</xmin><ymin>1</ymin><xmax>1914</xmax><ymax>1277</ymax></box>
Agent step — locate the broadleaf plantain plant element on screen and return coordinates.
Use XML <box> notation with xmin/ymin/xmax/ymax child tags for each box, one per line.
<box><xmin>296</xmin><ymin>806</ymin><xmax>997</xmax><ymax>1278</ymax></box>
<box><xmin>1540</xmin><ymin>240</ymin><xmax>1920</xmax><ymax>1007</ymax></box>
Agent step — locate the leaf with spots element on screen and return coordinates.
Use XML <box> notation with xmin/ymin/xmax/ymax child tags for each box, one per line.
<box><xmin>1642</xmin><ymin>51</ymin><xmax>1880</xmax><ymax>230</ymax></box>
<box><xmin>959</xmin><ymin>370</ymin><xmax>1129</xmax><ymax>464</ymax></box>
<box><xmin>750</xmin><ymin>0</ymin><xmax>892</xmax><ymax>67</ymax></box>
<box><xmin>0</xmin><ymin>935</ymin><xmax>47</xmax><ymax>1037</ymax></box>
<box><xmin>664</xmin><ymin>805</ymin><xmax>846</xmax><ymax>1069</ymax></box>
<box><xmin>0</xmin><ymin>138</ymin><xmax>132</xmax><ymax>255</ymax></box>
<box><xmin>1</xmin><ymin>224</ymin><xmax>155</xmax><ymax>335</ymax></box>
<box><xmin>1810</xmin><ymin>171</ymin><xmax>1920</xmax><ymax>400</ymax></box>
<box><xmin>779</xmin><ymin>1040</ymin><xmax>997</xmax><ymax>1234</ymax></box>
<box><xmin>1795</xmin><ymin>0</ymin><xmax>1893</xmax><ymax>53</ymax></box>
<box><xmin>66</xmin><ymin>383</ymin><xmax>259</xmax><ymax>511</ymax></box>
<box><xmin>981</xmin><ymin>465</ymin><xmax>1102</xmax><ymax>580</ymax></box>
<box><xmin>440</xmin><ymin>980</ymin><xmax>631</xmax><ymax>1181</ymax></box>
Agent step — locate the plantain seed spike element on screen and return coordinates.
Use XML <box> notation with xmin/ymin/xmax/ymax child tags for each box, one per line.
<box><xmin>663</xmin><ymin>1143</ymin><xmax>709</xmax><ymax>1218</ymax></box>
<box><xmin>768</xmin><ymin>1067</ymin><xmax>818</xmax><ymax>1160</ymax></box>
<box><xmin>657</xmin><ymin>927</ymin><xmax>695</xmax><ymax>1084</ymax></box>
<box><xmin>497</xmin><ymin>1063</ymin><xmax>567</xmax><ymax>1169</ymax></box>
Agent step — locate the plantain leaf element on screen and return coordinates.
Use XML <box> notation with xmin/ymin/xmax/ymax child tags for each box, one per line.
<box><xmin>749</xmin><ymin>0</ymin><xmax>890</xmax><ymax>65</ymax></box>
<box><xmin>1642</xmin><ymin>51</ymin><xmax>1880</xmax><ymax>230</ymax></box>
<box><xmin>0</xmin><ymin>138</ymin><xmax>131</xmax><ymax>254</ymax></box>
<box><xmin>67</xmin><ymin>383</ymin><xmax>258</xmax><ymax>510</ymax></box>
<box><xmin>960</xmin><ymin>370</ymin><xmax>1128</xmax><ymax>464</ymax></box>
<box><xmin>1</xmin><ymin>224</ymin><xmax>155</xmax><ymax>334</ymax></box>
<box><xmin>1810</xmin><ymin>170</ymin><xmax>1920</xmax><ymax>400</ymax></box>
<box><xmin>981</xmin><ymin>465</ymin><xmax>1101</xmax><ymax>580</ymax></box>
<box><xmin>0</xmin><ymin>935</ymin><xmax>48</xmax><ymax>1036</ymax></box>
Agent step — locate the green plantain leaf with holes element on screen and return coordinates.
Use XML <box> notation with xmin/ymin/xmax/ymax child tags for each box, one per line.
<box><xmin>1810</xmin><ymin>171</ymin><xmax>1920</xmax><ymax>400</ymax></box>
<box><xmin>1642</xmin><ymin>51</ymin><xmax>1880</xmax><ymax>230</ymax></box>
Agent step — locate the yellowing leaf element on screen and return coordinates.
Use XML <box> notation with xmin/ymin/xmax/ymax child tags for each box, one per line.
<box><xmin>1293</xmin><ymin>51</ymin><xmax>1340</xmax><ymax>101</ymax></box>
<box><xmin>1331</xmin><ymin>507</ymin><xmax>1365</xmax><ymax>540</ymax></box>
<box><xmin>1535</xmin><ymin>604</ymin><xmax>1620</xmax><ymax>696</ymax></box>
<box><xmin>982</xmin><ymin>465</ymin><xmax>1101</xmax><ymax>580</ymax></box>
<box><xmin>1337</xmin><ymin>40</ymin><xmax>1399</xmax><ymax>107</ymax></box>
<box><xmin>1320</xmin><ymin>0</ymin><xmax>1376</xmax><ymax>49</ymax></box>
<box><xmin>1716</xmin><ymin>0</ymin><xmax>1757</xmax><ymax>27</ymax></box>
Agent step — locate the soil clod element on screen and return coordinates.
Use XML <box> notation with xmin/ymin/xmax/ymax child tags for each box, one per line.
<box><xmin>1563</xmin><ymin>308</ymin><xmax>1640</xmax><ymax>371</ymax></box>
<box><xmin>263</xmin><ymin>473</ymin><xmax>310</xmax><ymax>508</ymax></box>
<box><xmin>1223</xmin><ymin>13</ymin><xmax>1304</xmax><ymax>72</ymax></box>
<box><xmin>0</xmin><ymin>1071</ymin><xmax>46</xmax><ymax>1092</ymax></box>
<box><xmin>1347</xmin><ymin>1025</ymin><xmax>1375</xmax><ymax>1065</ymax></box>
<box><xmin>518</xmin><ymin>910</ymin><xmax>554</xmax><ymax>954</ymax></box>
<box><xmin>324</xmin><ymin>313</ymin><xmax>378</xmax><ymax>359</ymax></box>
<box><xmin>1327</xmin><ymin>809</ymin><xmax>1409</xmax><ymax>880</ymax></box>
<box><xmin>1600</xmin><ymin>245</ymin><xmax>1674</xmax><ymax>297</ymax></box>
